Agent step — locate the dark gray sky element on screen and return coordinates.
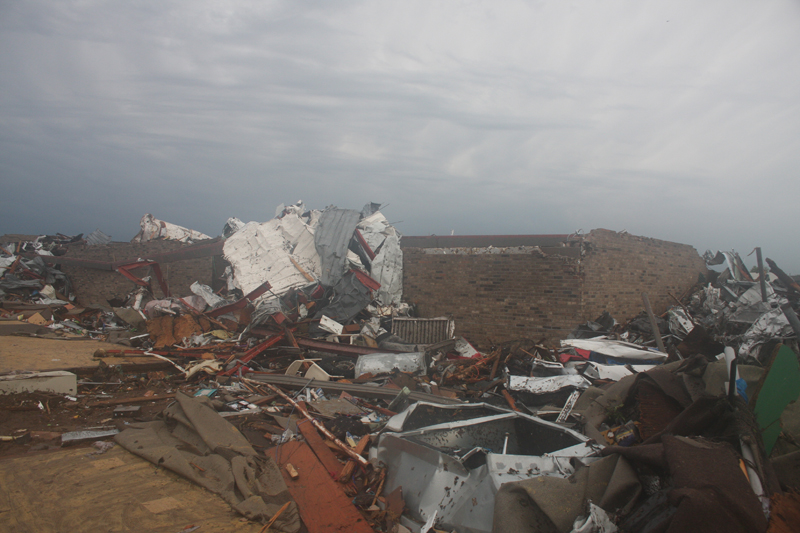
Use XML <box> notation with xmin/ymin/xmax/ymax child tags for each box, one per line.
<box><xmin>2</xmin><ymin>1</ymin><xmax>799</xmax><ymax>272</ymax></box>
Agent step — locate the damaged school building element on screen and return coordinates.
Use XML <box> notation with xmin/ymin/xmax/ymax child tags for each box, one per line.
<box><xmin>1</xmin><ymin>201</ymin><xmax>799</xmax><ymax>533</ymax></box>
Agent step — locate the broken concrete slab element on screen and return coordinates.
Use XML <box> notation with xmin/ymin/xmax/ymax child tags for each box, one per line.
<box><xmin>0</xmin><ymin>371</ymin><xmax>77</xmax><ymax>395</ymax></box>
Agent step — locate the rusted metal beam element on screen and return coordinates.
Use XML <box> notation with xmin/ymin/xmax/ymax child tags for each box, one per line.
<box><xmin>218</xmin><ymin>333</ymin><xmax>285</xmax><ymax>376</ymax></box>
<box><xmin>116</xmin><ymin>260</ymin><xmax>170</xmax><ymax>297</ymax></box>
<box><xmin>206</xmin><ymin>280</ymin><xmax>271</xmax><ymax>318</ymax></box>
<box><xmin>292</xmin><ymin>337</ymin><xmax>404</xmax><ymax>357</ymax></box>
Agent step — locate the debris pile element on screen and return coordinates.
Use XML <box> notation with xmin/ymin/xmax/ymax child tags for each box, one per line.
<box><xmin>2</xmin><ymin>211</ymin><xmax>800</xmax><ymax>533</ymax></box>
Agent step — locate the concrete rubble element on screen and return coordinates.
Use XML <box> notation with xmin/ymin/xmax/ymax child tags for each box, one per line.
<box><xmin>1</xmin><ymin>210</ymin><xmax>800</xmax><ymax>532</ymax></box>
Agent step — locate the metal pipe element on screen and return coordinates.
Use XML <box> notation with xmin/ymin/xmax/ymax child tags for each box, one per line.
<box><xmin>781</xmin><ymin>303</ymin><xmax>800</xmax><ymax>339</ymax></box>
<box><xmin>756</xmin><ymin>248</ymin><xmax>767</xmax><ymax>303</ymax></box>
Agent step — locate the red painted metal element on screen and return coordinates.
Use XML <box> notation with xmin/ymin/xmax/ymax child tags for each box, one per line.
<box><xmin>351</xmin><ymin>269</ymin><xmax>380</xmax><ymax>291</ymax></box>
<box><xmin>206</xmin><ymin>280</ymin><xmax>271</xmax><ymax>317</ymax></box>
<box><xmin>354</xmin><ymin>229</ymin><xmax>376</xmax><ymax>260</ymax></box>
<box><xmin>116</xmin><ymin>260</ymin><xmax>170</xmax><ymax>296</ymax></box>
<box><xmin>218</xmin><ymin>333</ymin><xmax>285</xmax><ymax>376</ymax></box>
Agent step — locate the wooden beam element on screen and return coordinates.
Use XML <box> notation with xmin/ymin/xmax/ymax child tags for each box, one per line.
<box><xmin>275</xmin><ymin>441</ymin><xmax>374</xmax><ymax>533</ymax></box>
<box><xmin>296</xmin><ymin>420</ymin><xmax>344</xmax><ymax>480</ymax></box>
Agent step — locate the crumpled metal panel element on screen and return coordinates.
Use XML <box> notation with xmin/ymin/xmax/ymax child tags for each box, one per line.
<box><xmin>370</xmin><ymin>232</ymin><xmax>403</xmax><ymax>305</ymax></box>
<box><xmin>383</xmin><ymin>402</ymin><xmax>509</xmax><ymax>433</ymax></box>
<box><xmin>506</xmin><ymin>374</ymin><xmax>592</xmax><ymax>394</ymax></box>
<box><xmin>561</xmin><ymin>338</ymin><xmax>668</xmax><ymax>361</ymax></box>
<box><xmin>314</xmin><ymin>270</ymin><xmax>374</xmax><ymax>325</ymax></box>
<box><xmin>132</xmin><ymin>214</ymin><xmax>211</xmax><ymax>243</ymax></box>
<box><xmin>314</xmin><ymin>208</ymin><xmax>361</xmax><ymax>286</ymax></box>
<box><xmin>580</xmin><ymin>361</ymin><xmax>655</xmax><ymax>381</ymax></box>
<box><xmin>739</xmin><ymin>306</ymin><xmax>795</xmax><ymax>359</ymax></box>
<box><xmin>357</xmin><ymin>211</ymin><xmax>403</xmax><ymax>305</ymax></box>
<box><xmin>354</xmin><ymin>352</ymin><xmax>426</xmax><ymax>377</ymax></box>
<box><xmin>223</xmin><ymin>214</ymin><xmax>320</xmax><ymax>297</ymax></box>
<box><xmin>85</xmin><ymin>229</ymin><xmax>112</xmax><ymax>246</ymax></box>
<box><xmin>375</xmin><ymin>406</ymin><xmax>600</xmax><ymax>533</ymax></box>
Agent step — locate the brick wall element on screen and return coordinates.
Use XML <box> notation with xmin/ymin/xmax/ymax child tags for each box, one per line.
<box><xmin>60</xmin><ymin>241</ymin><xmax>213</xmax><ymax>306</ymax></box>
<box><xmin>402</xmin><ymin>229</ymin><xmax>707</xmax><ymax>349</ymax></box>
<box><xmin>580</xmin><ymin>229</ymin><xmax>707</xmax><ymax>322</ymax></box>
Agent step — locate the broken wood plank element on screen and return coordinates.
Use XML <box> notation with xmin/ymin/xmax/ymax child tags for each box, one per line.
<box><xmin>276</xmin><ymin>441</ymin><xmax>374</xmax><ymax>533</ymax></box>
<box><xmin>338</xmin><ymin>435</ymin><xmax>370</xmax><ymax>483</ymax></box>
<box><xmin>296</xmin><ymin>419</ymin><xmax>343</xmax><ymax>480</ymax></box>
<box><xmin>255</xmin><ymin>381</ymin><xmax>370</xmax><ymax>468</ymax></box>
<box><xmin>87</xmin><ymin>394</ymin><xmax>175</xmax><ymax>407</ymax></box>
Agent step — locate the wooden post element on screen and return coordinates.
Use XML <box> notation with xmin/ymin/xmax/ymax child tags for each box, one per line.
<box><xmin>756</xmin><ymin>248</ymin><xmax>768</xmax><ymax>302</ymax></box>
<box><xmin>642</xmin><ymin>293</ymin><xmax>667</xmax><ymax>354</ymax></box>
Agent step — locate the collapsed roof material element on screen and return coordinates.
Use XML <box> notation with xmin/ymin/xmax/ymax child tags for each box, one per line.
<box><xmin>223</xmin><ymin>213</ymin><xmax>320</xmax><ymax>297</ymax></box>
<box><xmin>132</xmin><ymin>214</ymin><xmax>211</xmax><ymax>243</ymax></box>
<box><xmin>115</xmin><ymin>393</ymin><xmax>300</xmax><ymax>530</ymax></box>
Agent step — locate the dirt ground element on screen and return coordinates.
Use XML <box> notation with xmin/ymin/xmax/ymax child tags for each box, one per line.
<box><xmin>0</xmin><ymin>326</ymin><xmax>300</xmax><ymax>532</ymax></box>
<box><xmin>0</xmin><ymin>322</ymin><xmax>162</xmax><ymax>372</ymax></box>
<box><xmin>0</xmin><ymin>370</ymin><xmax>179</xmax><ymax>456</ymax></box>
<box><xmin>0</xmin><ymin>445</ymin><xmax>264</xmax><ymax>533</ymax></box>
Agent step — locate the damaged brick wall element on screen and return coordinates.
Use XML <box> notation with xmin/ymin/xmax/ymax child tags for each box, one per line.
<box><xmin>60</xmin><ymin>241</ymin><xmax>213</xmax><ymax>306</ymax></box>
<box><xmin>402</xmin><ymin>249</ymin><xmax>584</xmax><ymax>347</ymax></box>
<box><xmin>580</xmin><ymin>229</ymin><xmax>707</xmax><ymax>323</ymax></box>
<box><xmin>402</xmin><ymin>229</ymin><xmax>707</xmax><ymax>348</ymax></box>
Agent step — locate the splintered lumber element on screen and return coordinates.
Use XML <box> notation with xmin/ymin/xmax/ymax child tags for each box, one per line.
<box><xmin>501</xmin><ymin>389</ymin><xmax>520</xmax><ymax>412</ymax></box>
<box><xmin>276</xmin><ymin>441</ymin><xmax>374</xmax><ymax>533</ymax></box>
<box><xmin>253</xmin><ymin>381</ymin><xmax>370</xmax><ymax>468</ymax></box>
<box><xmin>296</xmin><ymin>419</ymin><xmax>344</xmax><ymax>479</ymax></box>
<box><xmin>338</xmin><ymin>435</ymin><xmax>370</xmax><ymax>482</ymax></box>
<box><xmin>260</xmin><ymin>500</ymin><xmax>292</xmax><ymax>533</ymax></box>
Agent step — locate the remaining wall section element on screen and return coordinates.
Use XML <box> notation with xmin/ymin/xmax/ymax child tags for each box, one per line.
<box><xmin>60</xmin><ymin>241</ymin><xmax>214</xmax><ymax>306</ymax></box>
<box><xmin>402</xmin><ymin>230</ymin><xmax>707</xmax><ymax>349</ymax></box>
<box><xmin>402</xmin><ymin>247</ymin><xmax>583</xmax><ymax>346</ymax></box>
<box><xmin>580</xmin><ymin>229</ymin><xmax>707</xmax><ymax>323</ymax></box>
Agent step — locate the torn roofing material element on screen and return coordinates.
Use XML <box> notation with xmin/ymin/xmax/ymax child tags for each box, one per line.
<box><xmin>357</xmin><ymin>211</ymin><xmax>403</xmax><ymax>305</ymax></box>
<box><xmin>561</xmin><ymin>337</ymin><xmax>668</xmax><ymax>362</ymax></box>
<box><xmin>314</xmin><ymin>207</ymin><xmax>361</xmax><ymax>287</ymax></box>
<box><xmin>115</xmin><ymin>393</ymin><xmax>300</xmax><ymax>530</ymax></box>
<box><xmin>131</xmin><ymin>214</ymin><xmax>211</xmax><ymax>243</ymax></box>
<box><xmin>223</xmin><ymin>214</ymin><xmax>320</xmax><ymax>297</ymax></box>
<box><xmin>84</xmin><ymin>229</ymin><xmax>112</xmax><ymax>246</ymax></box>
<box><xmin>370</xmin><ymin>232</ymin><xmax>403</xmax><ymax>305</ymax></box>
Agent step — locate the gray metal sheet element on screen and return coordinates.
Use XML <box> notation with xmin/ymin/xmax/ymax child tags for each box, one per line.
<box><xmin>375</xmin><ymin>408</ymin><xmax>600</xmax><ymax>533</ymax></box>
<box><xmin>247</xmin><ymin>373</ymin><xmax>463</xmax><ymax>405</ymax></box>
<box><xmin>314</xmin><ymin>208</ymin><xmax>361</xmax><ymax>286</ymax></box>
<box><xmin>85</xmin><ymin>229</ymin><xmax>112</xmax><ymax>246</ymax></box>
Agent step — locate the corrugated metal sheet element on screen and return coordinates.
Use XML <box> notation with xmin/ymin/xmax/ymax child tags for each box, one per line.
<box><xmin>85</xmin><ymin>229</ymin><xmax>112</xmax><ymax>246</ymax></box>
<box><xmin>314</xmin><ymin>208</ymin><xmax>361</xmax><ymax>286</ymax></box>
<box><xmin>392</xmin><ymin>317</ymin><xmax>455</xmax><ymax>344</ymax></box>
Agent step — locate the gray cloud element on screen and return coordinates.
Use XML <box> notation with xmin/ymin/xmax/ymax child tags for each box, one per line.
<box><xmin>2</xmin><ymin>0</ymin><xmax>799</xmax><ymax>272</ymax></box>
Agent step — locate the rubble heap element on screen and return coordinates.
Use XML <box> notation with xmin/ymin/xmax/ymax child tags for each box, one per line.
<box><xmin>1</xmin><ymin>210</ymin><xmax>800</xmax><ymax>533</ymax></box>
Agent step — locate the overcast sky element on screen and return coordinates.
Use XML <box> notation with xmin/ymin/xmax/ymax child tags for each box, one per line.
<box><xmin>2</xmin><ymin>1</ymin><xmax>799</xmax><ymax>272</ymax></box>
